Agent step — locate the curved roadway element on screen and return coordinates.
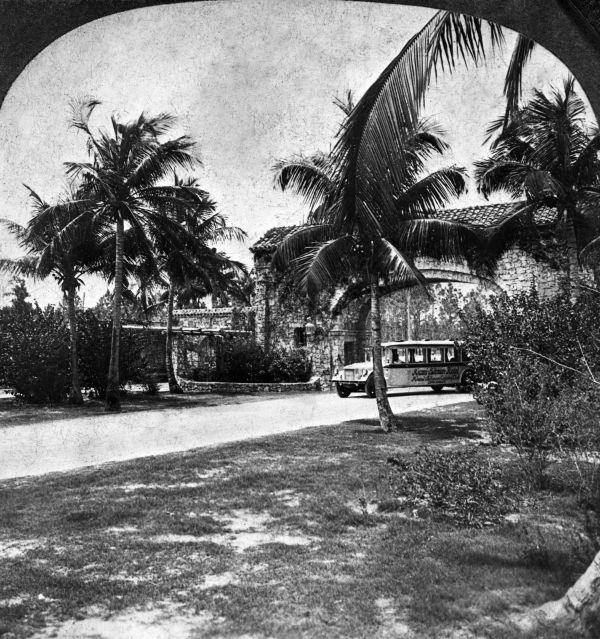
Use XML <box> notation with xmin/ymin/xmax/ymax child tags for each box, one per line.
<box><xmin>0</xmin><ymin>389</ymin><xmax>472</xmax><ymax>480</ymax></box>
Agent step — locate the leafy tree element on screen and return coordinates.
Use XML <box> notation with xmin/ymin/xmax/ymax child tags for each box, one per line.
<box><xmin>0</xmin><ymin>187</ymin><xmax>106</xmax><ymax>403</ymax></box>
<box><xmin>4</xmin><ymin>278</ymin><xmax>33</xmax><ymax>314</ymax></box>
<box><xmin>0</xmin><ymin>298</ymin><xmax>70</xmax><ymax>403</ymax></box>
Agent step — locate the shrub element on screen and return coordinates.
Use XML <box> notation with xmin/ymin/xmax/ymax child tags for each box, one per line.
<box><xmin>464</xmin><ymin>288</ymin><xmax>600</xmax><ymax>489</ymax></box>
<box><xmin>77</xmin><ymin>310</ymin><xmax>149</xmax><ymax>397</ymax></box>
<box><xmin>0</xmin><ymin>304</ymin><xmax>70</xmax><ymax>403</ymax></box>
<box><xmin>191</xmin><ymin>338</ymin><xmax>312</xmax><ymax>383</ymax></box>
<box><xmin>463</xmin><ymin>289</ymin><xmax>600</xmax><ymax>387</ymax></box>
<box><xmin>266</xmin><ymin>347</ymin><xmax>312</xmax><ymax>383</ymax></box>
<box><xmin>480</xmin><ymin>357</ymin><xmax>600</xmax><ymax>487</ymax></box>
<box><xmin>385</xmin><ymin>446</ymin><xmax>518</xmax><ymax>527</ymax></box>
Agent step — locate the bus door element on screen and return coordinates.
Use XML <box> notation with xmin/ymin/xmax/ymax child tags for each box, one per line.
<box><xmin>406</xmin><ymin>347</ymin><xmax>428</xmax><ymax>386</ymax></box>
<box><xmin>383</xmin><ymin>347</ymin><xmax>409</xmax><ymax>387</ymax></box>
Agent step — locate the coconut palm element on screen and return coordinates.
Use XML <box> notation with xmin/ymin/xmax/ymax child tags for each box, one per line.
<box><xmin>0</xmin><ymin>186</ymin><xmax>107</xmax><ymax>404</ymax></box>
<box><xmin>150</xmin><ymin>176</ymin><xmax>246</xmax><ymax>393</ymax></box>
<box><xmin>42</xmin><ymin>99</ymin><xmax>199</xmax><ymax>410</ymax></box>
<box><xmin>274</xmin><ymin>119</ymin><xmax>486</xmax><ymax>431</ymax></box>
<box><xmin>475</xmin><ymin>78</ymin><xmax>600</xmax><ymax>296</ymax></box>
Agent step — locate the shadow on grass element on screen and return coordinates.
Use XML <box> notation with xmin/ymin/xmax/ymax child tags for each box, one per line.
<box><xmin>347</xmin><ymin>412</ymin><xmax>484</xmax><ymax>442</ymax></box>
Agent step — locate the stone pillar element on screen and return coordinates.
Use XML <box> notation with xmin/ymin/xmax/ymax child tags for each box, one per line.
<box><xmin>252</xmin><ymin>258</ymin><xmax>273</xmax><ymax>349</ymax></box>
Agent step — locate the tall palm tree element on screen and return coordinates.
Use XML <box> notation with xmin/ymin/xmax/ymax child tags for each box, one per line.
<box><xmin>151</xmin><ymin>175</ymin><xmax>246</xmax><ymax>393</ymax></box>
<box><xmin>274</xmin><ymin>120</ymin><xmax>484</xmax><ymax>431</ymax></box>
<box><xmin>40</xmin><ymin>99</ymin><xmax>199</xmax><ymax>410</ymax></box>
<box><xmin>475</xmin><ymin>78</ymin><xmax>600</xmax><ymax>296</ymax></box>
<box><xmin>0</xmin><ymin>186</ymin><xmax>107</xmax><ymax>404</ymax></box>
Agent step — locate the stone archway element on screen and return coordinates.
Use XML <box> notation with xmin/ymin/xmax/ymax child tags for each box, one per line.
<box><xmin>0</xmin><ymin>1</ymin><xmax>599</xmax><ymax>118</ymax></box>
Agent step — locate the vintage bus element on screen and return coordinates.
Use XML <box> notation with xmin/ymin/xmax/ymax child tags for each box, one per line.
<box><xmin>332</xmin><ymin>340</ymin><xmax>473</xmax><ymax>398</ymax></box>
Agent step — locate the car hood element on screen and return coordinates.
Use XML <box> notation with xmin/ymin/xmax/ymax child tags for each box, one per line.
<box><xmin>342</xmin><ymin>363</ymin><xmax>373</xmax><ymax>371</ymax></box>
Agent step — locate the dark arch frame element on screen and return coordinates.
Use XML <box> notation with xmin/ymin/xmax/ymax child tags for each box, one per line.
<box><xmin>0</xmin><ymin>1</ymin><xmax>599</xmax><ymax>117</ymax></box>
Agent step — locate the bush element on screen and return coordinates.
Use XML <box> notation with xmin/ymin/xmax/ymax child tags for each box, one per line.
<box><xmin>0</xmin><ymin>304</ymin><xmax>70</xmax><ymax>403</ymax></box>
<box><xmin>77</xmin><ymin>310</ymin><xmax>150</xmax><ymax>397</ymax></box>
<box><xmin>463</xmin><ymin>289</ymin><xmax>600</xmax><ymax>387</ymax></box>
<box><xmin>385</xmin><ymin>447</ymin><xmax>518</xmax><ymax>527</ymax></box>
<box><xmin>480</xmin><ymin>357</ymin><xmax>600</xmax><ymax>487</ymax></box>
<box><xmin>464</xmin><ymin>288</ymin><xmax>600</xmax><ymax>489</ymax></box>
<box><xmin>191</xmin><ymin>338</ymin><xmax>312</xmax><ymax>383</ymax></box>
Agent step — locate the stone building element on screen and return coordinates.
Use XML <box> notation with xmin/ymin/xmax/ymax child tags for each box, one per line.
<box><xmin>164</xmin><ymin>199</ymin><xmax>595</xmax><ymax>385</ymax></box>
<box><xmin>248</xmin><ymin>201</ymin><xmax>596</xmax><ymax>381</ymax></box>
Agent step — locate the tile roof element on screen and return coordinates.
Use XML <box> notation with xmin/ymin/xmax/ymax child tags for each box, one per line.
<box><xmin>250</xmin><ymin>226</ymin><xmax>298</xmax><ymax>256</ymax></box>
<box><xmin>435</xmin><ymin>201</ymin><xmax>559</xmax><ymax>227</ymax></box>
<box><xmin>249</xmin><ymin>200</ymin><xmax>591</xmax><ymax>255</ymax></box>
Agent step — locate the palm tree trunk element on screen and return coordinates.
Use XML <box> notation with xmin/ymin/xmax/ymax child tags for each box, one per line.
<box><xmin>405</xmin><ymin>288</ymin><xmax>412</xmax><ymax>340</ymax></box>
<box><xmin>565</xmin><ymin>210</ymin><xmax>582</xmax><ymax>301</ymax></box>
<box><xmin>370</xmin><ymin>277</ymin><xmax>397</xmax><ymax>432</ymax></box>
<box><xmin>66</xmin><ymin>286</ymin><xmax>83</xmax><ymax>405</ymax></box>
<box><xmin>514</xmin><ymin>549</ymin><xmax>600</xmax><ymax>635</ymax></box>
<box><xmin>105</xmin><ymin>217</ymin><xmax>124</xmax><ymax>411</ymax></box>
<box><xmin>166</xmin><ymin>280</ymin><xmax>183</xmax><ymax>393</ymax></box>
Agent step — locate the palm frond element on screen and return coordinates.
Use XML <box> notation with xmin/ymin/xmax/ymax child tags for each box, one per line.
<box><xmin>127</xmin><ymin>137</ymin><xmax>197</xmax><ymax>189</ymax></box>
<box><xmin>69</xmin><ymin>97</ymin><xmax>101</xmax><ymax>136</ymax></box>
<box><xmin>375</xmin><ymin>238</ymin><xmax>430</xmax><ymax>295</ymax></box>
<box><xmin>294</xmin><ymin>235</ymin><xmax>356</xmax><ymax>300</ymax></box>
<box><xmin>581</xmin><ymin>235</ymin><xmax>600</xmax><ymax>264</ymax></box>
<box><xmin>272</xmin><ymin>153</ymin><xmax>334</xmax><ymax>210</ymax></box>
<box><xmin>393</xmin><ymin>218</ymin><xmax>487</xmax><ymax>272</ymax></box>
<box><xmin>271</xmin><ymin>224</ymin><xmax>336</xmax><ymax>271</ymax></box>
<box><xmin>393</xmin><ymin>166</ymin><xmax>467</xmax><ymax>217</ymax></box>
<box><xmin>0</xmin><ymin>256</ymin><xmax>39</xmax><ymax>277</ymax></box>
<box><xmin>332</xmin><ymin>11</ymin><xmax>501</xmax><ymax>229</ymax></box>
<box><xmin>503</xmin><ymin>34</ymin><xmax>536</xmax><ymax>127</ymax></box>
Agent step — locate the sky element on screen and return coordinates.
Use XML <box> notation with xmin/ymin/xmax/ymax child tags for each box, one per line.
<box><xmin>0</xmin><ymin>0</ymin><xmax>589</xmax><ymax>306</ymax></box>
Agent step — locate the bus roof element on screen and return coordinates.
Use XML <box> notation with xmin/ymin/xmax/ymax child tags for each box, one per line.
<box><xmin>380</xmin><ymin>340</ymin><xmax>457</xmax><ymax>348</ymax></box>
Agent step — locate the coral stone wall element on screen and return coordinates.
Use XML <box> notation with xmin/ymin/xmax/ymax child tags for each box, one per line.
<box><xmin>494</xmin><ymin>248</ymin><xmax>562</xmax><ymax>297</ymax></box>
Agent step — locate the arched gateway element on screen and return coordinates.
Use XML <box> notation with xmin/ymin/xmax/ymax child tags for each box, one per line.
<box><xmin>0</xmin><ymin>1</ymin><xmax>599</xmax><ymax>118</ymax></box>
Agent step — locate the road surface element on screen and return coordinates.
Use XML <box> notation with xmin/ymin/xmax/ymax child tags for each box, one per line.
<box><xmin>0</xmin><ymin>389</ymin><xmax>472</xmax><ymax>480</ymax></box>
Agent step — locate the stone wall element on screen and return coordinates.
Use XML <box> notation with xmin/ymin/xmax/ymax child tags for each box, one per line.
<box><xmin>170</xmin><ymin>233</ymin><xmax>597</xmax><ymax>393</ymax></box>
<box><xmin>176</xmin><ymin>377</ymin><xmax>322</xmax><ymax>394</ymax></box>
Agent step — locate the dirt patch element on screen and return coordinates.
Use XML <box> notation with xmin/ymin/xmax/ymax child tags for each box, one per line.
<box><xmin>31</xmin><ymin>607</ymin><xmax>220</xmax><ymax>639</ymax></box>
<box><xmin>222</xmin><ymin>509</ymin><xmax>273</xmax><ymax>531</ymax></box>
<box><xmin>199</xmin><ymin>571</ymin><xmax>239</xmax><ymax>589</ymax></box>
<box><xmin>0</xmin><ymin>539</ymin><xmax>40</xmax><ymax>559</ymax></box>
<box><xmin>211</xmin><ymin>531</ymin><xmax>315</xmax><ymax>551</ymax></box>
<box><xmin>374</xmin><ymin>597</ymin><xmax>414</xmax><ymax>638</ymax></box>
<box><xmin>272</xmin><ymin>489</ymin><xmax>301</xmax><ymax>507</ymax></box>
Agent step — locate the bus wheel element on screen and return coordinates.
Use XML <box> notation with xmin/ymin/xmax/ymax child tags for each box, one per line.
<box><xmin>336</xmin><ymin>383</ymin><xmax>351</xmax><ymax>398</ymax></box>
<box><xmin>365</xmin><ymin>376</ymin><xmax>376</xmax><ymax>398</ymax></box>
<box><xmin>431</xmin><ymin>385</ymin><xmax>443</xmax><ymax>393</ymax></box>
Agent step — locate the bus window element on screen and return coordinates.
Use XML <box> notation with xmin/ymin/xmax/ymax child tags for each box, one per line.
<box><xmin>413</xmin><ymin>348</ymin><xmax>424</xmax><ymax>363</ymax></box>
<box><xmin>430</xmin><ymin>348</ymin><xmax>443</xmax><ymax>363</ymax></box>
<box><xmin>391</xmin><ymin>348</ymin><xmax>399</xmax><ymax>363</ymax></box>
<box><xmin>445</xmin><ymin>347</ymin><xmax>456</xmax><ymax>363</ymax></box>
<box><xmin>397</xmin><ymin>348</ymin><xmax>407</xmax><ymax>364</ymax></box>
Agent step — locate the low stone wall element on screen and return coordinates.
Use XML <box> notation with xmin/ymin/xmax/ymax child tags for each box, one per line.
<box><xmin>176</xmin><ymin>376</ymin><xmax>323</xmax><ymax>394</ymax></box>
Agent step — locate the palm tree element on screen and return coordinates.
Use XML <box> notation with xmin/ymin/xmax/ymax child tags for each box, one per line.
<box><xmin>274</xmin><ymin>119</ymin><xmax>484</xmax><ymax>431</ymax></box>
<box><xmin>150</xmin><ymin>175</ymin><xmax>246</xmax><ymax>393</ymax></box>
<box><xmin>41</xmin><ymin>99</ymin><xmax>199</xmax><ymax>410</ymax></box>
<box><xmin>475</xmin><ymin>78</ymin><xmax>600</xmax><ymax>296</ymax></box>
<box><xmin>0</xmin><ymin>186</ymin><xmax>106</xmax><ymax>404</ymax></box>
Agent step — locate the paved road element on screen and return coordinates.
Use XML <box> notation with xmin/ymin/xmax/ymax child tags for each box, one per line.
<box><xmin>0</xmin><ymin>389</ymin><xmax>472</xmax><ymax>480</ymax></box>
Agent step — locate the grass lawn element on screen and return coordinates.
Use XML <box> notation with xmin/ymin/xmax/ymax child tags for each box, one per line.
<box><xmin>0</xmin><ymin>389</ymin><xmax>276</xmax><ymax>429</ymax></box>
<box><xmin>0</xmin><ymin>402</ymin><xmax>592</xmax><ymax>638</ymax></box>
